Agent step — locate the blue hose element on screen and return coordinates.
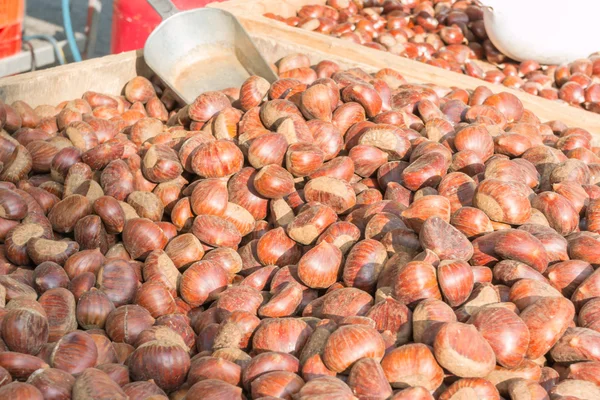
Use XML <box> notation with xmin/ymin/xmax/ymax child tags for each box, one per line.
<box><xmin>23</xmin><ymin>34</ymin><xmax>67</xmax><ymax>65</ymax></box>
<box><xmin>61</xmin><ymin>0</ymin><xmax>82</xmax><ymax>62</ymax></box>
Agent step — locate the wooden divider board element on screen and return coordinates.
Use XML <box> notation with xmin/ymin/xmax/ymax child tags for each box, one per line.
<box><xmin>0</xmin><ymin>51</ymin><xmax>152</xmax><ymax>108</ymax></box>
<box><xmin>211</xmin><ymin>0</ymin><xmax>600</xmax><ymax>135</ymax></box>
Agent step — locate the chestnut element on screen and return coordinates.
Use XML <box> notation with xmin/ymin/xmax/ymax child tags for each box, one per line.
<box><xmin>192</xmin><ymin>214</ymin><xmax>242</xmax><ymax>249</ymax></box>
<box><xmin>90</xmin><ymin>332</ymin><xmax>118</xmax><ymax>365</ymax></box>
<box><xmin>434</xmin><ymin>322</ymin><xmax>496</xmax><ymax>378</ymax></box>
<box><xmin>297</xmin><ymin>241</ymin><xmax>342</xmax><ymax>289</ymax></box>
<box><xmin>392</xmin><ymin>261</ymin><xmax>441</xmax><ymax>307</ymax></box>
<box><xmin>259</xmin><ymin>281</ymin><xmax>303</xmax><ymax>317</ymax></box>
<box><xmin>469</xmin><ymin>306</ymin><xmax>529</xmax><ymax>368</ymax></box>
<box><xmin>123</xmin><ymin>380</ymin><xmax>167</xmax><ymax>399</ymax></box>
<box><xmin>567</xmin><ymin>361</ymin><xmax>600</xmax><ymax>387</ymax></box>
<box><xmin>135</xmin><ymin>281</ymin><xmax>177</xmax><ymax>318</ymax></box>
<box><xmin>402</xmin><ymin>152</ymin><xmax>448</xmax><ymax>191</ymax></box>
<box><xmin>39</xmin><ymin>288</ymin><xmax>77</xmax><ymax>342</ymax></box>
<box><xmin>287</xmin><ymin>203</ymin><xmax>337</xmax><ymax>245</ymax></box>
<box><xmin>410</xmin><ymin>298</ymin><xmax>455</xmax><ymax>346</ymax></box>
<box><xmin>0</xmin><ymin>365</ymin><xmax>10</xmax><ymax>388</ymax></box>
<box><xmin>322</xmin><ymin>324</ymin><xmax>385</xmax><ymax>373</ymax></box>
<box><xmin>473</xmin><ymin>179</ymin><xmax>531</xmax><ymax>225</ymax></box>
<box><xmin>93</xmin><ymin>195</ymin><xmax>126</xmax><ymax>234</ymax></box>
<box><xmin>96</xmin><ymin>363</ymin><xmax>130</xmax><ymax>387</ymax></box>
<box><xmin>50</xmin><ymin>330</ymin><xmax>98</xmax><ymax>374</ymax></box>
<box><xmin>142</xmin><ymin>144</ymin><xmax>183</xmax><ymax>183</ymax></box>
<box><xmin>203</xmin><ymin>247</ymin><xmax>242</xmax><ymax>277</ymax></box>
<box><xmin>105</xmin><ymin>304</ymin><xmax>155</xmax><ymax>345</ymax></box>
<box><xmin>495</xmin><ymin>229</ymin><xmax>549</xmax><ymax>273</ymax></box>
<box><xmin>364</xmin><ymin>212</ymin><xmax>405</xmax><ymax>241</ymax></box>
<box><xmin>125</xmin><ymin>76</ymin><xmax>155</xmax><ymax>103</ymax></box>
<box><xmin>550</xmin><ymin>327</ymin><xmax>600</xmax><ymax>363</ymax></box>
<box><xmin>286</xmin><ymin>143</ymin><xmax>325</xmax><ymax>177</ymax></box>
<box><xmin>248</xmin><ymin>133</ymin><xmax>288</xmax><ymax>169</ymax></box>
<box><xmin>1</xmin><ymin>308</ymin><xmax>49</xmax><ymax>355</ymax></box>
<box><xmin>256</xmin><ymin>227</ymin><xmax>302</xmax><ymax>267</ymax></box>
<box><xmin>33</xmin><ymin>261</ymin><xmax>70</xmax><ymax>293</ymax></box>
<box><xmin>191</xmin><ymin>140</ymin><xmax>244</xmax><ymax>178</ymax></box>
<box><xmin>439</xmin><ymin>378</ymin><xmax>500</xmax><ymax>400</ymax></box>
<box><xmin>0</xmin><ymin>352</ymin><xmax>49</xmax><ymax>381</ymax></box>
<box><xmin>185</xmin><ymin>379</ymin><xmax>244</xmax><ymax>400</ymax></box>
<box><xmin>254</xmin><ymin>164</ymin><xmax>295</xmax><ymax>199</ymax></box>
<box><xmin>187</xmin><ymin>356</ymin><xmax>239</xmax><ymax>387</ymax></box>
<box><xmin>251</xmin><ymin>370</ymin><xmax>304</xmax><ymax>399</ymax></box>
<box><xmin>549</xmin><ymin>379</ymin><xmax>600</xmax><ymax>399</ymax></box>
<box><xmin>349</xmin><ymin>145</ymin><xmax>388</xmax><ymax>178</ymax></box>
<box><xmin>532</xmin><ymin>191</ymin><xmax>579</xmax><ymax>235</ymax></box>
<box><xmin>304</xmin><ymin>176</ymin><xmax>357</xmax><ymax>214</ymax></box>
<box><xmin>0</xmin><ymin>382</ymin><xmax>44</xmax><ymax>400</ymax></box>
<box><xmin>122</xmin><ymin>218</ymin><xmax>168</xmax><ymax>259</ymax></box>
<box><xmin>420</xmin><ymin>217</ymin><xmax>473</xmax><ymax>261</ymax></box>
<box><xmin>242</xmin><ymin>352</ymin><xmax>300</xmax><ymax>389</ymax></box>
<box><xmin>72</xmin><ymin>368</ymin><xmax>128</xmax><ymax>399</ymax></box>
<box><xmin>0</xmin><ymin>189</ymin><xmax>27</xmax><ymax>220</ymax></box>
<box><xmin>48</xmin><ymin>194</ymin><xmax>92</xmax><ymax>233</ymax></box>
<box><xmin>0</xmin><ymin>145</ymin><xmax>32</xmax><ymax>183</ymax></box>
<box><xmin>26</xmin><ymin>368</ymin><xmax>75</xmax><ymax>400</ymax></box>
<box><xmin>317</xmin><ymin>287</ymin><xmax>374</xmax><ymax>323</ymax></box>
<box><xmin>520</xmin><ymin>296</ymin><xmax>575</xmax><ymax>360</ymax></box>
<box><xmin>215</xmin><ymin>286</ymin><xmax>263</xmax><ymax>320</ymax></box>
<box><xmin>402</xmin><ymin>195</ymin><xmax>451</xmax><ymax>232</ymax></box>
<box><xmin>0</xmin><ymin>275</ymin><xmax>37</xmax><ymax>301</ymax></box>
<box><xmin>96</xmin><ymin>258</ymin><xmax>138</xmax><ymax>307</ymax></box>
<box><xmin>180</xmin><ymin>260</ymin><xmax>228</xmax><ymax>307</ymax></box>
<box><xmin>381</xmin><ymin>343</ymin><xmax>444</xmax><ymax>391</ymax></box>
<box><xmin>142</xmin><ymin>249</ymin><xmax>181</xmax><ymax>295</ymax></box>
<box><xmin>126</xmin><ymin>191</ymin><xmax>164</xmax><ymax>222</ymax></box>
<box><xmin>190</xmin><ymin>178</ymin><xmax>229</xmax><ymax>217</ymax></box>
<box><xmin>228</xmin><ymin>167</ymin><xmax>269</xmax><ymax>220</ymax></box>
<box><xmin>27</xmin><ymin>238</ymin><xmax>79</xmax><ymax>266</ymax></box>
<box><xmin>317</xmin><ymin>221</ymin><xmax>361</xmax><ymax>254</ymax></box>
<box><xmin>390</xmin><ymin>386</ymin><xmax>435</xmax><ymax>400</ymax></box>
<box><xmin>68</xmin><ymin>272</ymin><xmax>97</xmax><ymax>302</ymax></box>
<box><xmin>128</xmin><ymin>339</ymin><xmax>191</xmax><ymax>392</ymax></box>
<box><xmin>437</xmin><ymin>260</ymin><xmax>474</xmax><ymax>307</ymax></box>
<box><xmin>347</xmin><ymin>357</ymin><xmax>392</xmax><ymax>400</ymax></box>
<box><xmin>252</xmin><ymin>318</ymin><xmax>313</xmax><ymax>356</ymax></box>
<box><xmin>343</xmin><ymin>239</ymin><xmax>387</xmax><ymax>291</ymax></box>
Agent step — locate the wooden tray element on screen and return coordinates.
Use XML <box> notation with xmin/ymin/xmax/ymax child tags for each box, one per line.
<box><xmin>210</xmin><ymin>0</ymin><xmax>600</xmax><ymax>134</ymax></box>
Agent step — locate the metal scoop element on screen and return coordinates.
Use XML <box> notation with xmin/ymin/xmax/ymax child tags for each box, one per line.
<box><xmin>144</xmin><ymin>0</ymin><xmax>278</xmax><ymax>104</ymax></box>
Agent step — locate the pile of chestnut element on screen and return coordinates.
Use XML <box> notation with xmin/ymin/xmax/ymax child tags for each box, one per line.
<box><xmin>265</xmin><ymin>0</ymin><xmax>600</xmax><ymax>113</ymax></box>
<box><xmin>0</xmin><ymin>50</ymin><xmax>599</xmax><ymax>400</ymax></box>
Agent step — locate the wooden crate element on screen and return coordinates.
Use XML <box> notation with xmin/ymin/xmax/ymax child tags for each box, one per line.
<box><xmin>1</xmin><ymin>7</ymin><xmax>599</xmax><ymax>136</ymax></box>
<box><xmin>210</xmin><ymin>0</ymin><xmax>600</xmax><ymax>134</ymax></box>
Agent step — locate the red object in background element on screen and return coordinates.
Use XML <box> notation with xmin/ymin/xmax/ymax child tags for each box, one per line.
<box><xmin>0</xmin><ymin>0</ymin><xmax>24</xmax><ymax>59</ymax></box>
<box><xmin>0</xmin><ymin>23</ymin><xmax>22</xmax><ymax>59</ymax></box>
<box><xmin>111</xmin><ymin>0</ymin><xmax>227</xmax><ymax>54</ymax></box>
<box><xmin>0</xmin><ymin>0</ymin><xmax>24</xmax><ymax>27</ymax></box>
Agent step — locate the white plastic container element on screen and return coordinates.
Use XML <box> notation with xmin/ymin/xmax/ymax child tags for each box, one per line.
<box><xmin>480</xmin><ymin>0</ymin><xmax>600</xmax><ymax>65</ymax></box>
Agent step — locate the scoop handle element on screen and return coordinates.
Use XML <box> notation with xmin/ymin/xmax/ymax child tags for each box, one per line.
<box><xmin>147</xmin><ymin>0</ymin><xmax>180</xmax><ymax>20</ymax></box>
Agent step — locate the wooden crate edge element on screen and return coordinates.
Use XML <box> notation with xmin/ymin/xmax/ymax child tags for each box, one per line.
<box><xmin>0</xmin><ymin>51</ymin><xmax>148</xmax><ymax>107</ymax></box>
